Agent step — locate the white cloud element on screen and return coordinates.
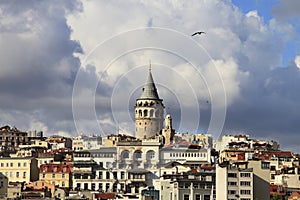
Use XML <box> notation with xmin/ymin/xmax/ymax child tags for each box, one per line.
<box><xmin>295</xmin><ymin>56</ymin><xmax>300</xmax><ymax>69</ymax></box>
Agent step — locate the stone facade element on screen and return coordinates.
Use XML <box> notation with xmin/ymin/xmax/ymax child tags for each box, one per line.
<box><xmin>135</xmin><ymin>66</ymin><xmax>164</xmax><ymax>139</ymax></box>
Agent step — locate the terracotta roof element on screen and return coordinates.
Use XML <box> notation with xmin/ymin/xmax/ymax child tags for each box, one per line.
<box><xmin>95</xmin><ymin>193</ymin><xmax>116</xmax><ymax>199</ymax></box>
<box><xmin>289</xmin><ymin>191</ymin><xmax>300</xmax><ymax>199</ymax></box>
<box><xmin>40</xmin><ymin>163</ymin><xmax>74</xmax><ymax>173</ymax></box>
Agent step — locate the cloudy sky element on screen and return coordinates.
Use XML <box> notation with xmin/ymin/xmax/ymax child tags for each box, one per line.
<box><xmin>1</xmin><ymin>0</ymin><xmax>300</xmax><ymax>152</ymax></box>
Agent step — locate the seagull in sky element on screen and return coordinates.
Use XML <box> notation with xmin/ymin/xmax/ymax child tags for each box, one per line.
<box><xmin>191</xmin><ymin>31</ymin><xmax>206</xmax><ymax>36</ymax></box>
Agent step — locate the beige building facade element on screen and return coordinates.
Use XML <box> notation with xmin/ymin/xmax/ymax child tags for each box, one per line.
<box><xmin>0</xmin><ymin>157</ymin><xmax>38</xmax><ymax>183</ymax></box>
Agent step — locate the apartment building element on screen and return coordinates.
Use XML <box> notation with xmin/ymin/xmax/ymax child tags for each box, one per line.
<box><xmin>0</xmin><ymin>157</ymin><xmax>38</xmax><ymax>183</ymax></box>
<box><xmin>75</xmin><ymin>147</ymin><xmax>117</xmax><ymax>169</ymax></box>
<box><xmin>157</xmin><ymin>170</ymin><xmax>216</xmax><ymax>200</ymax></box>
<box><xmin>274</xmin><ymin>166</ymin><xmax>300</xmax><ymax>196</ymax></box>
<box><xmin>216</xmin><ymin>162</ymin><xmax>253</xmax><ymax>200</ymax></box>
<box><xmin>216</xmin><ymin>160</ymin><xmax>271</xmax><ymax>200</ymax></box>
<box><xmin>39</xmin><ymin>162</ymin><xmax>73</xmax><ymax>188</ymax></box>
<box><xmin>0</xmin><ymin>125</ymin><xmax>29</xmax><ymax>153</ymax></box>
<box><xmin>72</xmin><ymin>135</ymin><xmax>102</xmax><ymax>151</ymax></box>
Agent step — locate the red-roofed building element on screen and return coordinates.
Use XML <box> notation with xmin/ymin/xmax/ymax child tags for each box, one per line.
<box><xmin>39</xmin><ymin>163</ymin><xmax>74</xmax><ymax>188</ymax></box>
<box><xmin>288</xmin><ymin>191</ymin><xmax>300</xmax><ymax>200</ymax></box>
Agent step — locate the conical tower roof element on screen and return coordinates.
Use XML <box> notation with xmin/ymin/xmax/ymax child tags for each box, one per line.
<box><xmin>140</xmin><ymin>63</ymin><xmax>160</xmax><ymax>99</ymax></box>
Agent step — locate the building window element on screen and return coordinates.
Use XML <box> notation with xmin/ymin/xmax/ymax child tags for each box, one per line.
<box><xmin>105</xmin><ymin>183</ymin><xmax>110</xmax><ymax>192</ymax></box>
<box><xmin>228</xmin><ymin>182</ymin><xmax>237</xmax><ymax>186</ymax></box>
<box><xmin>52</xmin><ymin>174</ymin><xmax>55</xmax><ymax>178</ymax></box>
<box><xmin>228</xmin><ymin>190</ymin><xmax>236</xmax><ymax>195</ymax></box>
<box><xmin>121</xmin><ymin>172</ymin><xmax>125</xmax><ymax>179</ymax></box>
<box><xmin>270</xmin><ymin>174</ymin><xmax>275</xmax><ymax>180</ymax></box>
<box><xmin>83</xmin><ymin>174</ymin><xmax>89</xmax><ymax>179</ymax></box>
<box><xmin>62</xmin><ymin>174</ymin><xmax>65</xmax><ymax>178</ymax></box>
<box><xmin>42</xmin><ymin>173</ymin><xmax>45</xmax><ymax>178</ymax></box>
<box><xmin>24</xmin><ymin>162</ymin><xmax>27</xmax><ymax>167</ymax></box>
<box><xmin>23</xmin><ymin>172</ymin><xmax>26</xmax><ymax>178</ymax></box>
<box><xmin>196</xmin><ymin>194</ymin><xmax>201</xmax><ymax>200</ymax></box>
<box><xmin>240</xmin><ymin>181</ymin><xmax>251</xmax><ymax>186</ymax></box>
<box><xmin>204</xmin><ymin>195</ymin><xmax>210</xmax><ymax>200</ymax></box>
<box><xmin>18</xmin><ymin>163</ymin><xmax>21</xmax><ymax>167</ymax></box>
<box><xmin>183</xmin><ymin>194</ymin><xmax>189</xmax><ymax>200</ymax></box>
<box><xmin>228</xmin><ymin>173</ymin><xmax>237</xmax><ymax>178</ymax></box>
<box><xmin>270</xmin><ymin>166</ymin><xmax>276</xmax><ymax>171</ymax></box>
<box><xmin>0</xmin><ymin>163</ymin><xmax>3</xmax><ymax>167</ymax></box>
<box><xmin>106</xmin><ymin>171</ymin><xmax>110</xmax><ymax>179</ymax></box>
<box><xmin>240</xmin><ymin>190</ymin><xmax>251</xmax><ymax>195</ymax></box>
<box><xmin>146</xmin><ymin>150</ymin><xmax>155</xmax><ymax>160</ymax></box>
<box><xmin>240</xmin><ymin>173</ymin><xmax>251</xmax><ymax>177</ymax></box>
<box><xmin>261</xmin><ymin>162</ymin><xmax>270</xmax><ymax>169</ymax></box>
<box><xmin>10</xmin><ymin>163</ymin><xmax>13</xmax><ymax>167</ymax></box>
<box><xmin>16</xmin><ymin>172</ymin><xmax>19</xmax><ymax>178</ymax></box>
<box><xmin>144</xmin><ymin>110</ymin><xmax>148</xmax><ymax>117</ymax></box>
<box><xmin>77</xmin><ymin>183</ymin><xmax>81</xmax><ymax>189</ymax></box>
<box><xmin>84</xmin><ymin>183</ymin><xmax>88</xmax><ymax>190</ymax></box>
<box><xmin>99</xmin><ymin>172</ymin><xmax>103</xmax><ymax>179</ymax></box>
<box><xmin>121</xmin><ymin>151</ymin><xmax>129</xmax><ymax>159</ymax></box>
<box><xmin>62</xmin><ymin>181</ymin><xmax>65</xmax><ymax>187</ymax></box>
<box><xmin>99</xmin><ymin>183</ymin><xmax>103</xmax><ymax>191</ymax></box>
<box><xmin>134</xmin><ymin>150</ymin><xmax>142</xmax><ymax>159</ymax></box>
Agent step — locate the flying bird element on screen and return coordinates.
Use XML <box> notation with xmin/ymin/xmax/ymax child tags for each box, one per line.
<box><xmin>191</xmin><ymin>31</ymin><xmax>206</xmax><ymax>36</ymax></box>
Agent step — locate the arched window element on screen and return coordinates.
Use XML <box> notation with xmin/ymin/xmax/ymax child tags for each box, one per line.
<box><xmin>139</xmin><ymin>110</ymin><xmax>142</xmax><ymax>117</ymax></box>
<box><xmin>144</xmin><ymin>109</ymin><xmax>148</xmax><ymax>117</ymax></box>
<box><xmin>146</xmin><ymin>150</ymin><xmax>155</xmax><ymax>160</ymax></box>
<box><xmin>121</xmin><ymin>150</ymin><xmax>129</xmax><ymax>159</ymax></box>
<box><xmin>133</xmin><ymin>150</ymin><xmax>142</xmax><ymax>159</ymax></box>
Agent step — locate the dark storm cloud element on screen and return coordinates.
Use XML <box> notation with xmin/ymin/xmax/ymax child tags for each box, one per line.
<box><xmin>222</xmin><ymin>62</ymin><xmax>300</xmax><ymax>151</ymax></box>
<box><xmin>0</xmin><ymin>0</ymin><xmax>84</xmax><ymax>133</ymax></box>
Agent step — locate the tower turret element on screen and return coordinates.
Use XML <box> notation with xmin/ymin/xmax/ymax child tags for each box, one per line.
<box><xmin>135</xmin><ymin>64</ymin><xmax>164</xmax><ymax>139</ymax></box>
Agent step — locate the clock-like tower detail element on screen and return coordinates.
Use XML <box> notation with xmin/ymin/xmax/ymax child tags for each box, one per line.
<box><xmin>135</xmin><ymin>64</ymin><xmax>164</xmax><ymax>139</ymax></box>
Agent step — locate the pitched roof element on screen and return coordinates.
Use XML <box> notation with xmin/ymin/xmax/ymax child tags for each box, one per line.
<box><xmin>139</xmin><ymin>65</ymin><xmax>160</xmax><ymax>100</ymax></box>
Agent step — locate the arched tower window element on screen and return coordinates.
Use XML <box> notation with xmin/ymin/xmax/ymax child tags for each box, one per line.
<box><xmin>150</xmin><ymin>110</ymin><xmax>154</xmax><ymax>117</ymax></box>
<box><xmin>139</xmin><ymin>110</ymin><xmax>142</xmax><ymax>117</ymax></box>
<box><xmin>144</xmin><ymin>109</ymin><xmax>148</xmax><ymax>117</ymax></box>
